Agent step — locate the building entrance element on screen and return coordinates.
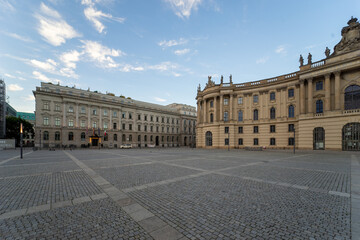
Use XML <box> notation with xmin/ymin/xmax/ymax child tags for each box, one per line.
<box><xmin>155</xmin><ymin>136</ymin><xmax>159</xmax><ymax>146</ymax></box>
<box><xmin>342</xmin><ymin>123</ymin><xmax>360</xmax><ymax>151</ymax></box>
<box><xmin>313</xmin><ymin>127</ymin><xmax>325</xmax><ymax>150</ymax></box>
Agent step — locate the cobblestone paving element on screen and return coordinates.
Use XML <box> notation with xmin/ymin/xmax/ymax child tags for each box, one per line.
<box><xmin>0</xmin><ymin>171</ymin><xmax>103</xmax><ymax>214</ymax></box>
<box><xmin>95</xmin><ymin>162</ymin><xmax>201</xmax><ymax>189</ymax></box>
<box><xmin>222</xmin><ymin>164</ymin><xmax>350</xmax><ymax>193</ymax></box>
<box><xmin>0</xmin><ymin>198</ymin><xmax>152</xmax><ymax>240</ymax></box>
<box><xmin>85</xmin><ymin>157</ymin><xmax>152</xmax><ymax>169</ymax></box>
<box><xmin>129</xmin><ymin>174</ymin><xmax>350</xmax><ymax>240</ymax></box>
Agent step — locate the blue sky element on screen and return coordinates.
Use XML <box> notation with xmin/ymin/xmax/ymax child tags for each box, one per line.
<box><xmin>1</xmin><ymin>0</ymin><xmax>359</xmax><ymax>113</ymax></box>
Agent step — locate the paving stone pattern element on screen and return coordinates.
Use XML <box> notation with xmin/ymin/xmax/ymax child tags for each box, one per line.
<box><xmin>0</xmin><ymin>171</ymin><xmax>103</xmax><ymax>214</ymax></box>
<box><xmin>0</xmin><ymin>198</ymin><xmax>152</xmax><ymax>240</ymax></box>
<box><xmin>129</xmin><ymin>174</ymin><xmax>350</xmax><ymax>240</ymax></box>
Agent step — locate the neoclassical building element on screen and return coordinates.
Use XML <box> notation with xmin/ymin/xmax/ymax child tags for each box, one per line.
<box><xmin>196</xmin><ymin>17</ymin><xmax>360</xmax><ymax>151</ymax></box>
<box><xmin>34</xmin><ymin>83</ymin><xmax>196</xmax><ymax>148</ymax></box>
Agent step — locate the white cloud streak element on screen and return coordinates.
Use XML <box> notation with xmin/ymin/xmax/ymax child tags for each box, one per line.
<box><xmin>82</xmin><ymin>0</ymin><xmax>125</xmax><ymax>33</ymax></box>
<box><xmin>8</xmin><ymin>84</ymin><xmax>24</xmax><ymax>91</ymax></box>
<box><xmin>36</xmin><ymin>3</ymin><xmax>80</xmax><ymax>46</ymax></box>
<box><xmin>3</xmin><ymin>32</ymin><xmax>33</xmax><ymax>42</ymax></box>
<box><xmin>275</xmin><ymin>45</ymin><xmax>286</xmax><ymax>54</ymax></box>
<box><xmin>256</xmin><ymin>56</ymin><xmax>269</xmax><ymax>64</ymax></box>
<box><xmin>4</xmin><ymin>73</ymin><xmax>16</xmax><ymax>79</ymax></box>
<box><xmin>154</xmin><ymin>97</ymin><xmax>167</xmax><ymax>102</ymax></box>
<box><xmin>158</xmin><ymin>38</ymin><xmax>188</xmax><ymax>48</ymax></box>
<box><xmin>174</xmin><ymin>48</ymin><xmax>190</xmax><ymax>55</ymax></box>
<box><xmin>164</xmin><ymin>0</ymin><xmax>202</xmax><ymax>19</ymax></box>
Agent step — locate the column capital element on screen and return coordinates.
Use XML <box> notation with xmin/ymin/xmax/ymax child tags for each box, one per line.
<box><xmin>299</xmin><ymin>79</ymin><xmax>305</xmax><ymax>84</ymax></box>
<box><xmin>307</xmin><ymin>77</ymin><xmax>313</xmax><ymax>83</ymax></box>
<box><xmin>334</xmin><ymin>71</ymin><xmax>341</xmax><ymax>77</ymax></box>
<box><xmin>324</xmin><ymin>73</ymin><xmax>331</xmax><ymax>79</ymax></box>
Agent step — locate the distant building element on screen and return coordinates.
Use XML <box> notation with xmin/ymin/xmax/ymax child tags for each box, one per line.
<box><xmin>16</xmin><ymin>112</ymin><xmax>36</xmax><ymax>125</ymax></box>
<box><xmin>196</xmin><ymin>17</ymin><xmax>360</xmax><ymax>151</ymax></box>
<box><xmin>0</xmin><ymin>80</ymin><xmax>5</xmax><ymax>138</ymax></box>
<box><xmin>6</xmin><ymin>103</ymin><xmax>17</xmax><ymax>117</ymax></box>
<box><xmin>33</xmin><ymin>82</ymin><xmax>197</xmax><ymax>149</ymax></box>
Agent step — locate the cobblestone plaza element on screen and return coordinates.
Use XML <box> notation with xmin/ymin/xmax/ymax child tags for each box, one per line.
<box><xmin>0</xmin><ymin>149</ymin><xmax>359</xmax><ymax>239</ymax></box>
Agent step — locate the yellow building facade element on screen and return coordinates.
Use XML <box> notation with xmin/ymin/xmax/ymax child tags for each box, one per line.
<box><xmin>196</xmin><ymin>17</ymin><xmax>360</xmax><ymax>151</ymax></box>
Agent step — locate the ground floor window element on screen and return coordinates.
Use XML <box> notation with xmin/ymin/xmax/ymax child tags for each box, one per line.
<box><xmin>68</xmin><ymin>132</ymin><xmax>74</xmax><ymax>141</ymax></box>
<box><xmin>205</xmin><ymin>131</ymin><xmax>212</xmax><ymax>146</ymax></box>
<box><xmin>81</xmin><ymin>132</ymin><xmax>86</xmax><ymax>141</ymax></box>
<box><xmin>224</xmin><ymin>138</ymin><xmax>229</xmax><ymax>145</ymax></box>
<box><xmin>288</xmin><ymin>137</ymin><xmax>294</xmax><ymax>146</ymax></box>
<box><xmin>270</xmin><ymin>138</ymin><xmax>276</xmax><ymax>145</ymax></box>
<box><xmin>343</xmin><ymin>122</ymin><xmax>360</xmax><ymax>151</ymax></box>
<box><xmin>55</xmin><ymin>131</ymin><xmax>60</xmax><ymax>141</ymax></box>
<box><xmin>238</xmin><ymin>138</ymin><xmax>243</xmax><ymax>145</ymax></box>
<box><xmin>313</xmin><ymin>127</ymin><xmax>325</xmax><ymax>150</ymax></box>
<box><xmin>253</xmin><ymin>138</ymin><xmax>258</xmax><ymax>145</ymax></box>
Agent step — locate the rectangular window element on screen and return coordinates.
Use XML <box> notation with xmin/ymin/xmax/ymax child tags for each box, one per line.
<box><xmin>270</xmin><ymin>138</ymin><xmax>276</xmax><ymax>145</ymax></box>
<box><xmin>238</xmin><ymin>138</ymin><xmax>243</xmax><ymax>145</ymax></box>
<box><xmin>210</xmin><ymin>101</ymin><xmax>214</xmax><ymax>108</ymax></box>
<box><xmin>254</xmin><ymin>138</ymin><xmax>259</xmax><ymax>145</ymax></box>
<box><xmin>270</xmin><ymin>125</ymin><xmax>276</xmax><ymax>133</ymax></box>
<box><xmin>156</xmin><ymin>126</ymin><xmax>159</xmax><ymax>132</ymax></box>
<box><xmin>156</xmin><ymin>117</ymin><xmax>159</xmax><ymax>122</ymax></box>
<box><xmin>103</xmin><ymin>109</ymin><xmax>108</xmax><ymax>116</ymax></box>
<box><xmin>103</xmin><ymin>122</ymin><xmax>108</xmax><ymax>129</ymax></box>
<box><xmin>150</xmin><ymin>126</ymin><xmax>153</xmax><ymax>132</ymax></box>
<box><xmin>238</xmin><ymin>111</ymin><xmax>243</xmax><ymax>121</ymax></box>
<box><xmin>122</xmin><ymin>123</ymin><xmax>126</xmax><ymax>130</ymax></box>
<box><xmin>113</xmin><ymin>122</ymin><xmax>117</xmax><ymax>129</ymax></box>
<box><xmin>138</xmin><ymin>114</ymin><xmax>141</xmax><ymax>120</ymax></box>
<box><xmin>316</xmin><ymin>81</ymin><xmax>323</xmax><ymax>91</ymax></box>
<box><xmin>238</xmin><ymin>97</ymin><xmax>243</xmax><ymax>104</ymax></box>
<box><xmin>68</xmin><ymin>106</ymin><xmax>74</xmax><ymax>113</ymax></box>
<box><xmin>145</xmin><ymin>115</ymin><xmax>148</xmax><ymax>121</ymax></box>
<box><xmin>225</xmin><ymin>127</ymin><xmax>229</xmax><ymax>133</ymax></box>
<box><xmin>113</xmin><ymin>111</ymin><xmax>117</xmax><ymax>117</ymax></box>
<box><xmin>288</xmin><ymin>137</ymin><xmax>295</xmax><ymax>146</ymax></box>
<box><xmin>225</xmin><ymin>138</ymin><xmax>229</xmax><ymax>145</ymax></box>
<box><xmin>55</xmin><ymin>104</ymin><xmax>60</xmax><ymax>111</ymax></box>
<box><xmin>288</xmin><ymin>89</ymin><xmax>294</xmax><ymax>98</ymax></box>
<box><xmin>144</xmin><ymin>125</ymin><xmax>147</xmax><ymax>131</ymax></box>
<box><xmin>253</xmin><ymin>126</ymin><xmax>259</xmax><ymax>133</ymax></box>
<box><xmin>224</xmin><ymin>111</ymin><xmax>229</xmax><ymax>122</ymax></box>
<box><xmin>68</xmin><ymin>119</ymin><xmax>74</xmax><ymax>127</ymax></box>
<box><xmin>238</xmin><ymin>126</ymin><xmax>243</xmax><ymax>133</ymax></box>
<box><xmin>43</xmin><ymin>102</ymin><xmax>49</xmax><ymax>110</ymax></box>
<box><xmin>288</xmin><ymin>124</ymin><xmax>295</xmax><ymax>132</ymax></box>
<box><xmin>81</xmin><ymin>106</ymin><xmax>86</xmax><ymax>114</ymax></box>
<box><xmin>93</xmin><ymin>109</ymin><xmax>97</xmax><ymax>115</ymax></box>
<box><xmin>224</xmin><ymin>98</ymin><xmax>229</xmax><ymax>105</ymax></box>
<box><xmin>253</xmin><ymin>95</ymin><xmax>258</xmax><ymax>103</ymax></box>
<box><xmin>138</xmin><ymin>125</ymin><xmax>141</xmax><ymax>131</ymax></box>
<box><xmin>43</xmin><ymin>117</ymin><xmax>49</xmax><ymax>125</ymax></box>
<box><xmin>162</xmin><ymin>127</ymin><xmax>164</xmax><ymax>132</ymax></box>
<box><xmin>129</xmin><ymin>113</ymin><xmax>132</xmax><ymax>119</ymax></box>
<box><xmin>162</xmin><ymin>117</ymin><xmax>165</xmax><ymax>123</ymax></box>
<box><xmin>270</xmin><ymin>92</ymin><xmax>276</xmax><ymax>101</ymax></box>
<box><xmin>55</xmin><ymin>118</ymin><xmax>60</xmax><ymax>126</ymax></box>
<box><xmin>122</xmin><ymin>112</ymin><xmax>126</xmax><ymax>118</ymax></box>
<box><xmin>81</xmin><ymin>120</ymin><xmax>86</xmax><ymax>127</ymax></box>
<box><xmin>93</xmin><ymin>121</ymin><xmax>97</xmax><ymax>128</ymax></box>
<box><xmin>129</xmin><ymin>124</ymin><xmax>132</xmax><ymax>130</ymax></box>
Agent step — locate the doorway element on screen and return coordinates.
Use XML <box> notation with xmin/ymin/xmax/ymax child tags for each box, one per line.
<box><xmin>313</xmin><ymin>127</ymin><xmax>325</xmax><ymax>150</ymax></box>
<box><xmin>342</xmin><ymin>123</ymin><xmax>360</xmax><ymax>151</ymax></box>
<box><xmin>155</xmin><ymin>136</ymin><xmax>159</xmax><ymax>146</ymax></box>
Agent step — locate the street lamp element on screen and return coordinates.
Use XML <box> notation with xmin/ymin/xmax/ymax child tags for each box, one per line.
<box><xmin>20</xmin><ymin>123</ymin><xmax>23</xmax><ymax>159</ymax></box>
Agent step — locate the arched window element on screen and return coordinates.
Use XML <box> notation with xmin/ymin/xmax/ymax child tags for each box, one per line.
<box><xmin>238</xmin><ymin>111</ymin><xmax>243</xmax><ymax>122</ymax></box>
<box><xmin>114</xmin><ymin>134</ymin><xmax>117</xmax><ymax>141</ymax></box>
<box><xmin>210</xmin><ymin>113</ymin><xmax>214</xmax><ymax>123</ymax></box>
<box><xmin>81</xmin><ymin>132</ymin><xmax>86</xmax><ymax>141</ymax></box>
<box><xmin>345</xmin><ymin>85</ymin><xmax>360</xmax><ymax>110</ymax></box>
<box><xmin>122</xmin><ymin>134</ymin><xmax>126</xmax><ymax>142</ymax></box>
<box><xmin>138</xmin><ymin>135</ymin><xmax>141</xmax><ymax>141</ymax></box>
<box><xmin>270</xmin><ymin>107</ymin><xmax>276</xmax><ymax>119</ymax></box>
<box><xmin>144</xmin><ymin>135</ymin><xmax>147</xmax><ymax>141</ymax></box>
<box><xmin>68</xmin><ymin>132</ymin><xmax>74</xmax><ymax>141</ymax></box>
<box><xmin>316</xmin><ymin>100</ymin><xmax>323</xmax><ymax>113</ymax></box>
<box><xmin>288</xmin><ymin>105</ymin><xmax>295</xmax><ymax>118</ymax></box>
<box><xmin>129</xmin><ymin>134</ymin><xmax>132</xmax><ymax>141</ymax></box>
<box><xmin>55</xmin><ymin>131</ymin><xmax>60</xmax><ymax>141</ymax></box>
<box><xmin>205</xmin><ymin>131</ymin><xmax>212</xmax><ymax>146</ymax></box>
<box><xmin>253</xmin><ymin>109</ymin><xmax>258</xmax><ymax>121</ymax></box>
<box><xmin>224</xmin><ymin>111</ymin><xmax>229</xmax><ymax>122</ymax></box>
<box><xmin>43</xmin><ymin>131</ymin><xmax>49</xmax><ymax>141</ymax></box>
<box><xmin>150</xmin><ymin>135</ymin><xmax>153</xmax><ymax>142</ymax></box>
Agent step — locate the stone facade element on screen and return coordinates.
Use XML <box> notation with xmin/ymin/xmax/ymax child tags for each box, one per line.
<box><xmin>196</xmin><ymin>17</ymin><xmax>360</xmax><ymax>151</ymax></box>
<box><xmin>0</xmin><ymin>79</ymin><xmax>5</xmax><ymax>139</ymax></box>
<box><xmin>33</xmin><ymin>83</ymin><xmax>196</xmax><ymax>149</ymax></box>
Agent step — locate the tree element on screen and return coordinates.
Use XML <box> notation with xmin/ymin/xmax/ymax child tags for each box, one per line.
<box><xmin>6</xmin><ymin>116</ymin><xmax>34</xmax><ymax>146</ymax></box>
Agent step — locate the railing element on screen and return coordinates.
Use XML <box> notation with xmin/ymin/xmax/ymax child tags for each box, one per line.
<box><xmin>314</xmin><ymin>113</ymin><xmax>323</xmax><ymax>117</ymax></box>
<box><xmin>285</xmin><ymin>73</ymin><xmax>296</xmax><ymax>79</ymax></box>
<box><xmin>250</xmin><ymin>81</ymin><xmax>261</xmax><ymax>86</ymax></box>
<box><xmin>311</xmin><ymin>60</ymin><xmax>325</xmax><ymax>68</ymax></box>
<box><xmin>343</xmin><ymin>109</ymin><xmax>360</xmax><ymax>114</ymax></box>
<box><xmin>267</xmin><ymin>78</ymin><xmax>277</xmax><ymax>83</ymax></box>
<box><xmin>221</xmin><ymin>83</ymin><xmax>231</xmax><ymax>87</ymax></box>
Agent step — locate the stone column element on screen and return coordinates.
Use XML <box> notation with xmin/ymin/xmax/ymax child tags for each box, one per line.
<box><xmin>300</xmin><ymin>80</ymin><xmax>305</xmax><ymax>114</ymax></box>
<box><xmin>76</xmin><ymin>104</ymin><xmax>79</xmax><ymax>127</ymax></box>
<box><xmin>203</xmin><ymin>99</ymin><xmax>207</xmax><ymax>123</ymax></box>
<box><xmin>282</xmin><ymin>88</ymin><xmax>287</xmax><ymax>118</ymax></box>
<box><xmin>214</xmin><ymin>96</ymin><xmax>217</xmax><ymax>122</ymax></box>
<box><xmin>110</xmin><ymin>108</ymin><xmax>112</xmax><ymax>129</ymax></box>
<box><xmin>220</xmin><ymin>95</ymin><xmax>223</xmax><ymax>121</ymax></box>
<box><xmin>63</xmin><ymin>102</ymin><xmax>66</xmax><ymax>127</ymax></box>
<box><xmin>276</xmin><ymin>89</ymin><xmax>281</xmax><ymax>118</ymax></box>
<box><xmin>259</xmin><ymin>93</ymin><xmax>263</xmax><ymax>119</ymax></box>
<box><xmin>307</xmin><ymin>78</ymin><xmax>313</xmax><ymax>113</ymax></box>
<box><xmin>99</xmin><ymin>107</ymin><xmax>102</xmax><ymax>129</ymax></box>
<box><xmin>335</xmin><ymin>72</ymin><xmax>341</xmax><ymax>110</ymax></box>
<box><xmin>324</xmin><ymin>74</ymin><xmax>331</xmax><ymax>111</ymax></box>
<box><xmin>229</xmin><ymin>94</ymin><xmax>233</xmax><ymax>121</ymax></box>
<box><xmin>197</xmin><ymin>101</ymin><xmax>201</xmax><ymax>123</ymax></box>
<box><xmin>88</xmin><ymin>105</ymin><xmax>91</xmax><ymax>128</ymax></box>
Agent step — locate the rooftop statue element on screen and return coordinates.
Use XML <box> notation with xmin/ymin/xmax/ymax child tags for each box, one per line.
<box><xmin>299</xmin><ymin>55</ymin><xmax>304</xmax><ymax>66</ymax></box>
<box><xmin>307</xmin><ymin>53</ymin><xmax>312</xmax><ymax>65</ymax></box>
<box><xmin>197</xmin><ymin>84</ymin><xmax>201</xmax><ymax>92</ymax></box>
<box><xmin>333</xmin><ymin>16</ymin><xmax>360</xmax><ymax>55</ymax></box>
<box><xmin>205</xmin><ymin>76</ymin><xmax>215</xmax><ymax>89</ymax></box>
<box><xmin>229</xmin><ymin>74</ymin><xmax>233</xmax><ymax>84</ymax></box>
<box><xmin>325</xmin><ymin>47</ymin><xmax>331</xmax><ymax>58</ymax></box>
<box><xmin>220</xmin><ymin>75</ymin><xmax>223</xmax><ymax>84</ymax></box>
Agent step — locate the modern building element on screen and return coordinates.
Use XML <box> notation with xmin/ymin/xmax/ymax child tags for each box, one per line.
<box><xmin>196</xmin><ymin>17</ymin><xmax>360</xmax><ymax>151</ymax></box>
<box><xmin>6</xmin><ymin>102</ymin><xmax>17</xmax><ymax>117</ymax></box>
<box><xmin>17</xmin><ymin>112</ymin><xmax>35</xmax><ymax>146</ymax></box>
<box><xmin>0</xmin><ymin>79</ymin><xmax>5</xmax><ymax>138</ymax></box>
<box><xmin>33</xmin><ymin>82</ymin><xmax>196</xmax><ymax>149</ymax></box>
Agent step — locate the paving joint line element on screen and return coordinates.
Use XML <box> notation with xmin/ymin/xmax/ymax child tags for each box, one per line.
<box><xmin>0</xmin><ymin>151</ymin><xmax>33</xmax><ymax>166</ymax></box>
<box><xmin>63</xmin><ymin>150</ymin><xmax>185</xmax><ymax>240</ymax></box>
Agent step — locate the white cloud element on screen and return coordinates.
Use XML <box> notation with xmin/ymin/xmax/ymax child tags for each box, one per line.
<box><xmin>82</xmin><ymin>0</ymin><xmax>125</xmax><ymax>33</ymax></box>
<box><xmin>174</xmin><ymin>48</ymin><xmax>190</xmax><ymax>55</ymax></box>
<box><xmin>32</xmin><ymin>71</ymin><xmax>50</xmax><ymax>82</ymax></box>
<box><xmin>60</xmin><ymin>50</ymin><xmax>81</xmax><ymax>69</ymax></box>
<box><xmin>23</xmin><ymin>95</ymin><xmax>35</xmax><ymax>101</ymax></box>
<box><xmin>275</xmin><ymin>45</ymin><xmax>286</xmax><ymax>54</ymax></box>
<box><xmin>158</xmin><ymin>38</ymin><xmax>187</xmax><ymax>48</ymax></box>
<box><xmin>154</xmin><ymin>97</ymin><xmax>167</xmax><ymax>102</ymax></box>
<box><xmin>0</xmin><ymin>0</ymin><xmax>15</xmax><ymax>12</ymax></box>
<box><xmin>3</xmin><ymin>32</ymin><xmax>33</xmax><ymax>42</ymax></box>
<box><xmin>256</xmin><ymin>56</ymin><xmax>269</xmax><ymax>64</ymax></box>
<box><xmin>8</xmin><ymin>84</ymin><xmax>24</xmax><ymax>91</ymax></box>
<box><xmin>81</xmin><ymin>40</ymin><xmax>124</xmax><ymax>68</ymax></box>
<box><xmin>164</xmin><ymin>0</ymin><xmax>202</xmax><ymax>19</ymax></box>
<box><xmin>148</xmin><ymin>62</ymin><xmax>177</xmax><ymax>72</ymax></box>
<box><xmin>120</xmin><ymin>64</ymin><xmax>144</xmax><ymax>72</ymax></box>
<box><xmin>29</xmin><ymin>59</ymin><xmax>57</xmax><ymax>71</ymax></box>
<box><xmin>36</xmin><ymin>3</ymin><xmax>80</xmax><ymax>46</ymax></box>
<box><xmin>4</xmin><ymin>73</ymin><xmax>16</xmax><ymax>79</ymax></box>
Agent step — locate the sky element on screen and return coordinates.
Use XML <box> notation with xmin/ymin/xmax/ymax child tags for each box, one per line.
<box><xmin>0</xmin><ymin>0</ymin><xmax>359</xmax><ymax>113</ymax></box>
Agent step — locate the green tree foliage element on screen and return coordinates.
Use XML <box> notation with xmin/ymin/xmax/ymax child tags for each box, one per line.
<box><xmin>6</xmin><ymin>116</ymin><xmax>34</xmax><ymax>146</ymax></box>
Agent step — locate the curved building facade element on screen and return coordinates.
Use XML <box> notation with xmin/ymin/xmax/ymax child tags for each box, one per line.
<box><xmin>196</xmin><ymin>17</ymin><xmax>360</xmax><ymax>150</ymax></box>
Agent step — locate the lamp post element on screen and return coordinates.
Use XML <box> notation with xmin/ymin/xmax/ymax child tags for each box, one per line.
<box><xmin>20</xmin><ymin>123</ymin><xmax>23</xmax><ymax>159</ymax></box>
